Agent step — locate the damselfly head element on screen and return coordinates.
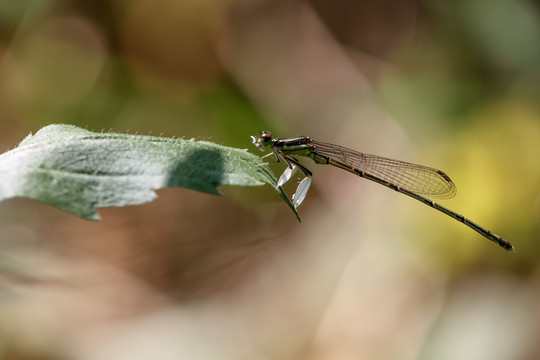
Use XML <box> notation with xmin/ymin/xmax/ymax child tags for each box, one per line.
<box><xmin>251</xmin><ymin>131</ymin><xmax>273</xmax><ymax>151</ymax></box>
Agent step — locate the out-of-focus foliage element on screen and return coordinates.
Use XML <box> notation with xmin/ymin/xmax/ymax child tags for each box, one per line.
<box><xmin>0</xmin><ymin>0</ymin><xmax>539</xmax><ymax>360</ymax></box>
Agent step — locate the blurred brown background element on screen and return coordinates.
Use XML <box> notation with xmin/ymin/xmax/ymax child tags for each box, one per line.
<box><xmin>0</xmin><ymin>0</ymin><xmax>539</xmax><ymax>359</ymax></box>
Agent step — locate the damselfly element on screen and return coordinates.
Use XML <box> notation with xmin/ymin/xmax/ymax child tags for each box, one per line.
<box><xmin>251</xmin><ymin>131</ymin><xmax>513</xmax><ymax>252</ymax></box>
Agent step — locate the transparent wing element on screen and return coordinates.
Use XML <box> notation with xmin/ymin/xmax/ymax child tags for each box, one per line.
<box><xmin>311</xmin><ymin>140</ymin><xmax>457</xmax><ymax>199</ymax></box>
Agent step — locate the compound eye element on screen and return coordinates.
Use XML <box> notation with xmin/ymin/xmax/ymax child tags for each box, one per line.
<box><xmin>260</xmin><ymin>131</ymin><xmax>272</xmax><ymax>141</ymax></box>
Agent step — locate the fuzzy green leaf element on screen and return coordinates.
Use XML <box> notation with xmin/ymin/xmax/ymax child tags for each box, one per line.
<box><xmin>0</xmin><ymin>124</ymin><xmax>300</xmax><ymax>221</ymax></box>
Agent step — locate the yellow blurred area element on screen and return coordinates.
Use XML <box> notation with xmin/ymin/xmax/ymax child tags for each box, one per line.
<box><xmin>0</xmin><ymin>1</ymin><xmax>539</xmax><ymax>360</ymax></box>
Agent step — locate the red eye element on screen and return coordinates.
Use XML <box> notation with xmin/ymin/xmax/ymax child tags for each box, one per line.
<box><xmin>260</xmin><ymin>131</ymin><xmax>272</xmax><ymax>140</ymax></box>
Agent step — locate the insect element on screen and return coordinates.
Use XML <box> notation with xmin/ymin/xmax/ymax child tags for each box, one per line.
<box><xmin>252</xmin><ymin>131</ymin><xmax>513</xmax><ymax>251</ymax></box>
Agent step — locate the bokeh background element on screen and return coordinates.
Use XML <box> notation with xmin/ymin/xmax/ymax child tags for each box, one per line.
<box><xmin>0</xmin><ymin>0</ymin><xmax>539</xmax><ymax>359</ymax></box>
